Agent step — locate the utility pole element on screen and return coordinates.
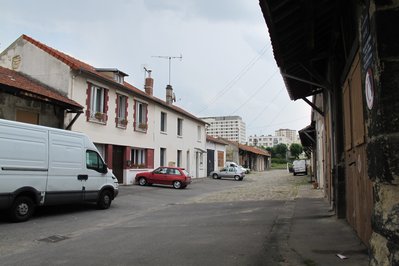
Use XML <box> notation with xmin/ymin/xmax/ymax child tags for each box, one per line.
<box><xmin>152</xmin><ymin>54</ymin><xmax>182</xmax><ymax>85</ymax></box>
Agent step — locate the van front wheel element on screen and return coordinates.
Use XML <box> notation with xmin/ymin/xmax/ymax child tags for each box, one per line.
<box><xmin>9</xmin><ymin>196</ymin><xmax>35</xmax><ymax>222</ymax></box>
<box><xmin>97</xmin><ymin>190</ymin><xmax>112</xmax><ymax>209</ymax></box>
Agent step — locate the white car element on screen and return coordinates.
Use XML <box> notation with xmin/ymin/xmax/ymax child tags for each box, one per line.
<box><xmin>210</xmin><ymin>166</ymin><xmax>245</xmax><ymax>181</ymax></box>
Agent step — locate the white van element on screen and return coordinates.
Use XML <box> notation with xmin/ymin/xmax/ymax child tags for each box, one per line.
<box><xmin>292</xmin><ymin>160</ymin><xmax>307</xmax><ymax>176</ymax></box>
<box><xmin>0</xmin><ymin>119</ymin><xmax>119</xmax><ymax>222</ymax></box>
<box><xmin>225</xmin><ymin>161</ymin><xmax>250</xmax><ymax>174</ymax></box>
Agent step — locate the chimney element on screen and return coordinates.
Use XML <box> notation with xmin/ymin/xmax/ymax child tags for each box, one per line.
<box><xmin>144</xmin><ymin>70</ymin><xmax>154</xmax><ymax>96</ymax></box>
<box><xmin>166</xmin><ymin>84</ymin><xmax>173</xmax><ymax>105</ymax></box>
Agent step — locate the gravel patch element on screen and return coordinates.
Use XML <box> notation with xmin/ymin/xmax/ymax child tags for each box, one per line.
<box><xmin>186</xmin><ymin>170</ymin><xmax>323</xmax><ymax>203</ymax></box>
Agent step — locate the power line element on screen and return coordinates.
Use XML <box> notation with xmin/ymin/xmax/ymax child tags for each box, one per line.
<box><xmin>231</xmin><ymin>69</ymin><xmax>278</xmax><ymax>115</ymax></box>
<box><xmin>197</xmin><ymin>43</ymin><xmax>271</xmax><ymax>114</ymax></box>
<box><xmin>247</xmin><ymin>87</ymin><xmax>285</xmax><ymax>126</ymax></box>
<box><xmin>257</xmin><ymin>103</ymin><xmax>289</xmax><ymax>132</ymax></box>
<box><xmin>248</xmin><ymin>115</ymin><xmax>309</xmax><ymax>129</ymax></box>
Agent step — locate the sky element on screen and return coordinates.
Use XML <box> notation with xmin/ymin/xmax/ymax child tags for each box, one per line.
<box><xmin>1</xmin><ymin>0</ymin><xmax>311</xmax><ymax>138</ymax></box>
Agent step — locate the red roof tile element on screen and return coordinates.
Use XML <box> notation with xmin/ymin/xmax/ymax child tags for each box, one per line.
<box><xmin>0</xmin><ymin>66</ymin><xmax>82</xmax><ymax>110</ymax></box>
<box><xmin>238</xmin><ymin>143</ymin><xmax>270</xmax><ymax>156</ymax></box>
<box><xmin>221</xmin><ymin>138</ymin><xmax>270</xmax><ymax>156</ymax></box>
<box><xmin>206</xmin><ymin>135</ymin><xmax>228</xmax><ymax>145</ymax></box>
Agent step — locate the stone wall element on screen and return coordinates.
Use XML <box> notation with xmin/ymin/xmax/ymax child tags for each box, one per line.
<box><xmin>368</xmin><ymin>3</ymin><xmax>399</xmax><ymax>265</ymax></box>
<box><xmin>0</xmin><ymin>92</ymin><xmax>63</xmax><ymax>128</ymax></box>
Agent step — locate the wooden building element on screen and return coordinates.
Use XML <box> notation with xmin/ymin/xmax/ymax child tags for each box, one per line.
<box><xmin>259</xmin><ymin>0</ymin><xmax>399</xmax><ymax>264</ymax></box>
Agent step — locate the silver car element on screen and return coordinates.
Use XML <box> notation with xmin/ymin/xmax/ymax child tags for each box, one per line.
<box><xmin>210</xmin><ymin>166</ymin><xmax>245</xmax><ymax>181</ymax></box>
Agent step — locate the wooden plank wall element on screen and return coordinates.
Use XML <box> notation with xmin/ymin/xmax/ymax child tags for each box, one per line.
<box><xmin>343</xmin><ymin>52</ymin><xmax>374</xmax><ymax>246</ymax></box>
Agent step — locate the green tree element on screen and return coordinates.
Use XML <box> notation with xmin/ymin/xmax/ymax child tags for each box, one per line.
<box><xmin>274</xmin><ymin>143</ymin><xmax>288</xmax><ymax>159</ymax></box>
<box><xmin>290</xmin><ymin>143</ymin><xmax>303</xmax><ymax>159</ymax></box>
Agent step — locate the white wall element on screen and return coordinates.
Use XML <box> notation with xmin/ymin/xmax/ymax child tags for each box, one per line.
<box><xmin>153</xmin><ymin>104</ymin><xmax>206</xmax><ymax>178</ymax></box>
<box><xmin>206</xmin><ymin>141</ymin><xmax>226</xmax><ymax>171</ymax></box>
<box><xmin>0</xmin><ymin>38</ymin><xmax>71</xmax><ymax>96</ymax></box>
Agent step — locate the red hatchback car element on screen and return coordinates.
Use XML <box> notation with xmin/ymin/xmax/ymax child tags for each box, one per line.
<box><xmin>135</xmin><ymin>166</ymin><xmax>191</xmax><ymax>189</ymax></box>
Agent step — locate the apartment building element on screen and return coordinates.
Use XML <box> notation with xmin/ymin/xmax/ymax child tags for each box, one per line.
<box><xmin>248</xmin><ymin>128</ymin><xmax>299</xmax><ymax>148</ymax></box>
<box><xmin>248</xmin><ymin>134</ymin><xmax>291</xmax><ymax>147</ymax></box>
<box><xmin>201</xmin><ymin>116</ymin><xmax>246</xmax><ymax>144</ymax></box>
<box><xmin>275</xmin><ymin>129</ymin><xmax>298</xmax><ymax>143</ymax></box>
<box><xmin>0</xmin><ymin>35</ymin><xmax>207</xmax><ymax>184</ymax></box>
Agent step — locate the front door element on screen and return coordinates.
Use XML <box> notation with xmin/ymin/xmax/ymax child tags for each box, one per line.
<box><xmin>207</xmin><ymin>149</ymin><xmax>214</xmax><ymax>177</ymax></box>
<box><xmin>112</xmin><ymin>146</ymin><xmax>124</xmax><ymax>183</ymax></box>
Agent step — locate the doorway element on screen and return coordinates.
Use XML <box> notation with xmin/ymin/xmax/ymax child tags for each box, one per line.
<box><xmin>207</xmin><ymin>149</ymin><xmax>214</xmax><ymax>176</ymax></box>
<box><xmin>112</xmin><ymin>145</ymin><xmax>124</xmax><ymax>183</ymax></box>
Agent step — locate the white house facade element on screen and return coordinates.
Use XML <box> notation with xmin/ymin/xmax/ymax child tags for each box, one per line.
<box><xmin>0</xmin><ymin>35</ymin><xmax>207</xmax><ymax>184</ymax></box>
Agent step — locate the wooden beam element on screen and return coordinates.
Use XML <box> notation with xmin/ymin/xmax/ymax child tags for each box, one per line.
<box><xmin>302</xmin><ymin>97</ymin><xmax>324</xmax><ymax>117</ymax></box>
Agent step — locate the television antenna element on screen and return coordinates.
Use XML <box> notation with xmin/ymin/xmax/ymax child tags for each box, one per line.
<box><xmin>152</xmin><ymin>54</ymin><xmax>183</xmax><ymax>85</ymax></box>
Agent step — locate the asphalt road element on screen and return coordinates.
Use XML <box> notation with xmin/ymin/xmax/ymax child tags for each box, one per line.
<box><xmin>0</xmin><ymin>171</ymin><xmax>293</xmax><ymax>266</ymax></box>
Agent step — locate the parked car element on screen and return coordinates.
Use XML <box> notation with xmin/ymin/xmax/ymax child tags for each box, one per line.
<box><xmin>135</xmin><ymin>166</ymin><xmax>191</xmax><ymax>189</ymax></box>
<box><xmin>210</xmin><ymin>166</ymin><xmax>245</xmax><ymax>181</ymax></box>
<box><xmin>225</xmin><ymin>161</ymin><xmax>250</xmax><ymax>174</ymax></box>
<box><xmin>293</xmin><ymin>160</ymin><xmax>308</xmax><ymax>176</ymax></box>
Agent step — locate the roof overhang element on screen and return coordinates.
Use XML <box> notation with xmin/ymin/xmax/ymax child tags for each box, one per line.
<box><xmin>0</xmin><ymin>67</ymin><xmax>83</xmax><ymax>113</ymax></box>
<box><xmin>299</xmin><ymin>122</ymin><xmax>316</xmax><ymax>156</ymax></box>
<box><xmin>259</xmin><ymin>0</ymin><xmax>337</xmax><ymax>100</ymax></box>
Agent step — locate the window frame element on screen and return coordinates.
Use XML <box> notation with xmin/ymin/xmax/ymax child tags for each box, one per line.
<box><xmin>135</xmin><ymin>100</ymin><xmax>148</xmax><ymax>132</ymax></box>
<box><xmin>177</xmin><ymin>150</ymin><xmax>182</xmax><ymax>167</ymax></box>
<box><xmin>160</xmin><ymin>148</ymin><xmax>166</xmax><ymax>166</ymax></box>
<box><xmin>177</xmin><ymin>118</ymin><xmax>183</xmax><ymax>137</ymax></box>
<box><xmin>89</xmin><ymin>84</ymin><xmax>106</xmax><ymax>123</ymax></box>
<box><xmin>116</xmin><ymin>94</ymin><xmax>128</xmax><ymax>128</ymax></box>
<box><xmin>197</xmin><ymin>125</ymin><xmax>202</xmax><ymax>142</ymax></box>
<box><xmin>131</xmin><ymin>148</ymin><xmax>147</xmax><ymax>168</ymax></box>
<box><xmin>160</xmin><ymin>112</ymin><xmax>167</xmax><ymax>133</ymax></box>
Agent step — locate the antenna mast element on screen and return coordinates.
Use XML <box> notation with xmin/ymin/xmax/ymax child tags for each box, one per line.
<box><xmin>152</xmin><ymin>54</ymin><xmax>182</xmax><ymax>85</ymax></box>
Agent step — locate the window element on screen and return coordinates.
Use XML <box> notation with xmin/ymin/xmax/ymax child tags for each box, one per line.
<box><xmin>177</xmin><ymin>150</ymin><xmax>182</xmax><ymax>167</ymax></box>
<box><xmin>135</xmin><ymin>100</ymin><xmax>147</xmax><ymax>131</ymax></box>
<box><xmin>114</xmin><ymin>74</ymin><xmax>124</xmax><ymax>84</ymax></box>
<box><xmin>131</xmin><ymin>148</ymin><xmax>146</xmax><ymax>168</ymax></box>
<box><xmin>160</xmin><ymin>148</ymin><xmax>166</xmax><ymax>166</ymax></box>
<box><xmin>177</xmin><ymin>118</ymin><xmax>183</xmax><ymax>136</ymax></box>
<box><xmin>116</xmin><ymin>94</ymin><xmax>128</xmax><ymax>128</ymax></box>
<box><xmin>197</xmin><ymin>126</ymin><xmax>201</xmax><ymax>141</ymax></box>
<box><xmin>86</xmin><ymin>150</ymin><xmax>105</xmax><ymax>172</ymax></box>
<box><xmin>90</xmin><ymin>84</ymin><xmax>106</xmax><ymax>122</ymax></box>
<box><xmin>168</xmin><ymin>168</ymin><xmax>181</xmax><ymax>175</ymax></box>
<box><xmin>161</xmin><ymin>112</ymin><xmax>167</xmax><ymax>132</ymax></box>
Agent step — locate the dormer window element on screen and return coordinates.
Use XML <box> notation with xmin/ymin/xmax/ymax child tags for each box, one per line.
<box><xmin>95</xmin><ymin>68</ymin><xmax>128</xmax><ymax>85</ymax></box>
<box><xmin>114</xmin><ymin>73</ymin><xmax>124</xmax><ymax>84</ymax></box>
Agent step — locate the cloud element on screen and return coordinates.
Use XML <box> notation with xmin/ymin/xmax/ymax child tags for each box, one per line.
<box><xmin>1</xmin><ymin>0</ymin><xmax>311</xmax><ymax>138</ymax></box>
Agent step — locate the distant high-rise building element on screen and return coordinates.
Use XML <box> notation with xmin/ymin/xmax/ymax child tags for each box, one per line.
<box><xmin>275</xmin><ymin>129</ymin><xmax>298</xmax><ymax>143</ymax></box>
<box><xmin>248</xmin><ymin>129</ymin><xmax>299</xmax><ymax>148</ymax></box>
<box><xmin>201</xmin><ymin>116</ymin><xmax>246</xmax><ymax>144</ymax></box>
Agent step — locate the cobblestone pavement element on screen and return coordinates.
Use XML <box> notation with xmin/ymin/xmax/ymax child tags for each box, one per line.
<box><xmin>188</xmin><ymin>169</ymin><xmax>323</xmax><ymax>204</ymax></box>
